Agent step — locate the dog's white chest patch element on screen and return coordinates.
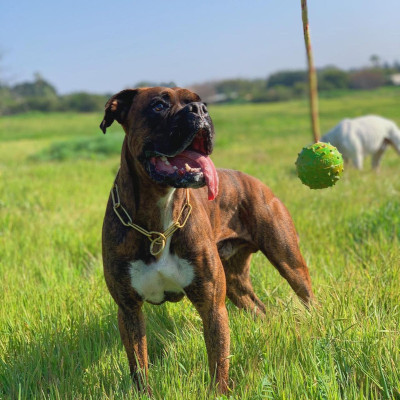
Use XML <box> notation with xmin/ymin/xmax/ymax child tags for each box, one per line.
<box><xmin>129</xmin><ymin>254</ymin><xmax>194</xmax><ymax>304</ymax></box>
<box><xmin>129</xmin><ymin>188</ymin><xmax>194</xmax><ymax>304</ymax></box>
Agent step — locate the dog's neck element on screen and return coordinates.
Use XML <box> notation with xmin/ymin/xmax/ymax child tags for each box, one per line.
<box><xmin>116</xmin><ymin>138</ymin><xmax>186</xmax><ymax>232</ymax></box>
<box><xmin>388</xmin><ymin>127</ymin><xmax>400</xmax><ymax>154</ymax></box>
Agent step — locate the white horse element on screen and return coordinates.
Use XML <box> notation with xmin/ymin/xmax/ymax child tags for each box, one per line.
<box><xmin>321</xmin><ymin>115</ymin><xmax>400</xmax><ymax>170</ymax></box>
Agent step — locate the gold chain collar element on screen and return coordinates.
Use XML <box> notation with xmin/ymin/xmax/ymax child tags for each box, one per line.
<box><xmin>111</xmin><ymin>183</ymin><xmax>192</xmax><ymax>257</ymax></box>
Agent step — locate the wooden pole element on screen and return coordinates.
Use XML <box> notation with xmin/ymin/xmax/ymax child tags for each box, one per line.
<box><xmin>301</xmin><ymin>0</ymin><xmax>320</xmax><ymax>143</ymax></box>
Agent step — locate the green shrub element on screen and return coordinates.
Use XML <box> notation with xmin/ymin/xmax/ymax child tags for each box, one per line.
<box><xmin>31</xmin><ymin>135</ymin><xmax>123</xmax><ymax>161</ymax></box>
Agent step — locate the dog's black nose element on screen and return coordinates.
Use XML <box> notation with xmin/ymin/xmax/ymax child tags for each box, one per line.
<box><xmin>187</xmin><ymin>102</ymin><xmax>208</xmax><ymax>117</ymax></box>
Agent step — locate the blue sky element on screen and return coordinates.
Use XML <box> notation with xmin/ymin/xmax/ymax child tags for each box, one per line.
<box><xmin>1</xmin><ymin>0</ymin><xmax>399</xmax><ymax>94</ymax></box>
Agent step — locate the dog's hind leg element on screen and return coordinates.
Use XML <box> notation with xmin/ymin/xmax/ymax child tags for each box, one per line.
<box><xmin>372</xmin><ymin>140</ymin><xmax>389</xmax><ymax>170</ymax></box>
<box><xmin>372</xmin><ymin>149</ymin><xmax>385</xmax><ymax>170</ymax></box>
<box><xmin>250</xmin><ymin>195</ymin><xmax>314</xmax><ymax>306</ymax></box>
<box><xmin>222</xmin><ymin>246</ymin><xmax>266</xmax><ymax>316</ymax></box>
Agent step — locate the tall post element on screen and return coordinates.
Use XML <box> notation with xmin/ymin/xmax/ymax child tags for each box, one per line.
<box><xmin>301</xmin><ymin>0</ymin><xmax>320</xmax><ymax>143</ymax></box>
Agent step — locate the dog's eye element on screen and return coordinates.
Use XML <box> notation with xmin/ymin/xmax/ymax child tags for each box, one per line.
<box><xmin>153</xmin><ymin>102</ymin><xmax>167</xmax><ymax>112</ymax></box>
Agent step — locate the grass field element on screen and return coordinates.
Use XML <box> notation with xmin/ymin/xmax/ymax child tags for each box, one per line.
<box><xmin>1</xmin><ymin>87</ymin><xmax>400</xmax><ymax>399</ymax></box>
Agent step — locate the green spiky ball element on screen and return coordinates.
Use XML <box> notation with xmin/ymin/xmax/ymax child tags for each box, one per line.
<box><xmin>295</xmin><ymin>142</ymin><xmax>344</xmax><ymax>189</ymax></box>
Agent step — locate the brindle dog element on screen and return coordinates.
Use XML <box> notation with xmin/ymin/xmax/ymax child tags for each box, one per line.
<box><xmin>100</xmin><ymin>87</ymin><xmax>314</xmax><ymax>394</ymax></box>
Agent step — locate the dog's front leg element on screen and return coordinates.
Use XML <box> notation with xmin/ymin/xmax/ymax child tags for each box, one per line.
<box><xmin>117</xmin><ymin>305</ymin><xmax>151</xmax><ymax>394</ymax></box>
<box><xmin>187</xmin><ymin>263</ymin><xmax>230</xmax><ymax>394</ymax></box>
<box><xmin>202</xmin><ymin>302</ymin><xmax>230</xmax><ymax>394</ymax></box>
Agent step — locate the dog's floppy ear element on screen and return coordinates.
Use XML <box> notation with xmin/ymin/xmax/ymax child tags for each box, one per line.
<box><xmin>100</xmin><ymin>89</ymin><xmax>139</xmax><ymax>134</ymax></box>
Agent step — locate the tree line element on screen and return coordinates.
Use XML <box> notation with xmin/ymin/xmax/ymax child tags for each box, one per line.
<box><xmin>0</xmin><ymin>73</ymin><xmax>109</xmax><ymax>115</ymax></box>
<box><xmin>1</xmin><ymin>61</ymin><xmax>399</xmax><ymax>116</ymax></box>
<box><xmin>191</xmin><ymin>62</ymin><xmax>400</xmax><ymax>103</ymax></box>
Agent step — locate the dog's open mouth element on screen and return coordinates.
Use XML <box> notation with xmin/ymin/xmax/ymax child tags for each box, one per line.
<box><xmin>146</xmin><ymin>130</ymin><xmax>219</xmax><ymax>200</ymax></box>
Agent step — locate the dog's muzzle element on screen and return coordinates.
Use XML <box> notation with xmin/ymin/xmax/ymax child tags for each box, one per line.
<box><xmin>141</xmin><ymin>102</ymin><xmax>219</xmax><ymax>200</ymax></box>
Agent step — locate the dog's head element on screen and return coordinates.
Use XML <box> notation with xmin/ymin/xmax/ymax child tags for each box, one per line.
<box><xmin>100</xmin><ymin>87</ymin><xmax>218</xmax><ymax>200</ymax></box>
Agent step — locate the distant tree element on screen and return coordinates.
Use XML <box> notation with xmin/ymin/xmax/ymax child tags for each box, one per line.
<box><xmin>188</xmin><ymin>82</ymin><xmax>217</xmax><ymax>102</ymax></box>
<box><xmin>318</xmin><ymin>67</ymin><xmax>349</xmax><ymax>90</ymax></box>
<box><xmin>215</xmin><ymin>79</ymin><xmax>250</xmax><ymax>99</ymax></box>
<box><xmin>0</xmin><ymin>87</ymin><xmax>19</xmax><ymax>115</ymax></box>
<box><xmin>292</xmin><ymin>81</ymin><xmax>307</xmax><ymax>96</ymax></box>
<box><xmin>266</xmin><ymin>70</ymin><xmax>307</xmax><ymax>88</ymax></box>
<box><xmin>60</xmin><ymin>92</ymin><xmax>107</xmax><ymax>112</ymax></box>
<box><xmin>11</xmin><ymin>73</ymin><xmax>57</xmax><ymax>97</ymax></box>
<box><xmin>370</xmin><ymin>54</ymin><xmax>380</xmax><ymax>69</ymax></box>
<box><xmin>24</xmin><ymin>97</ymin><xmax>58</xmax><ymax>112</ymax></box>
<box><xmin>0</xmin><ymin>52</ymin><xmax>18</xmax><ymax>114</ymax></box>
<box><xmin>252</xmin><ymin>85</ymin><xmax>292</xmax><ymax>103</ymax></box>
<box><xmin>349</xmin><ymin>69</ymin><xmax>385</xmax><ymax>89</ymax></box>
<box><xmin>213</xmin><ymin>78</ymin><xmax>268</xmax><ymax>102</ymax></box>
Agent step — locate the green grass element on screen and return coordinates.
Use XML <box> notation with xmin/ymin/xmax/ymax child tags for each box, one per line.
<box><xmin>1</xmin><ymin>88</ymin><xmax>400</xmax><ymax>399</ymax></box>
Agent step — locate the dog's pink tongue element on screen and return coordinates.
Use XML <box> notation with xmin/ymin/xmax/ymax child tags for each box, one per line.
<box><xmin>181</xmin><ymin>150</ymin><xmax>219</xmax><ymax>200</ymax></box>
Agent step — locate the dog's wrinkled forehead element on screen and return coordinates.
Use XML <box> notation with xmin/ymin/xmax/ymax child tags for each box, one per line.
<box><xmin>136</xmin><ymin>87</ymin><xmax>201</xmax><ymax>109</ymax></box>
<box><xmin>100</xmin><ymin>87</ymin><xmax>202</xmax><ymax>134</ymax></box>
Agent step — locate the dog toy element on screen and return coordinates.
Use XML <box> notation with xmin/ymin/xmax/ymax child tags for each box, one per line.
<box><xmin>295</xmin><ymin>0</ymin><xmax>343</xmax><ymax>189</ymax></box>
<box><xmin>295</xmin><ymin>142</ymin><xmax>343</xmax><ymax>189</ymax></box>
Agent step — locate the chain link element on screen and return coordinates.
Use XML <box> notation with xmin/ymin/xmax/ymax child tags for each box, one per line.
<box><xmin>111</xmin><ymin>184</ymin><xmax>192</xmax><ymax>256</ymax></box>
